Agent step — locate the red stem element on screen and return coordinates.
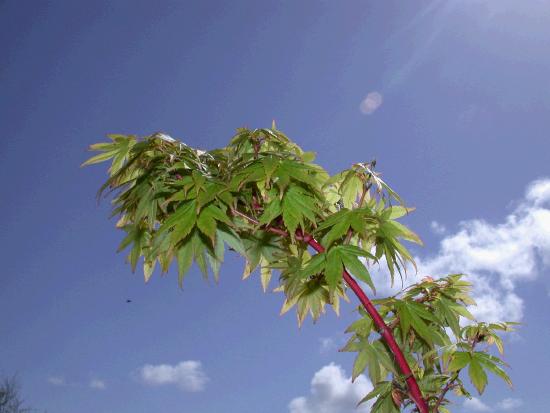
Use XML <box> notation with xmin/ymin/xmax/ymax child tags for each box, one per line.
<box><xmin>303</xmin><ymin>235</ymin><xmax>429</xmax><ymax>413</ymax></box>
<box><xmin>230</xmin><ymin>210</ymin><xmax>429</xmax><ymax>412</ymax></box>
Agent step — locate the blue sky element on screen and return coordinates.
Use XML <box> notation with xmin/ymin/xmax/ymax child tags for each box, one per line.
<box><xmin>1</xmin><ymin>1</ymin><xmax>550</xmax><ymax>412</ymax></box>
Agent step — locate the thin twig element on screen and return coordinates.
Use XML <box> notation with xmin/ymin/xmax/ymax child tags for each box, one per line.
<box><xmin>230</xmin><ymin>207</ymin><xmax>288</xmax><ymax>237</ymax></box>
<box><xmin>358</xmin><ymin>182</ymin><xmax>372</xmax><ymax>208</ymax></box>
<box><xmin>433</xmin><ymin>373</ymin><xmax>458</xmax><ymax>412</ymax></box>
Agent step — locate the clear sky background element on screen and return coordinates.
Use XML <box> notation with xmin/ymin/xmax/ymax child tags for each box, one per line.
<box><xmin>1</xmin><ymin>1</ymin><xmax>550</xmax><ymax>412</ymax></box>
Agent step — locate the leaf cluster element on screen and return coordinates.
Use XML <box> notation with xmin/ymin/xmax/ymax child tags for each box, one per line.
<box><xmin>84</xmin><ymin>127</ymin><xmax>516</xmax><ymax>412</ymax></box>
<box><xmin>342</xmin><ymin>275</ymin><xmax>516</xmax><ymax>412</ymax></box>
<box><xmin>83</xmin><ymin>128</ymin><xmax>419</xmax><ymax>322</ymax></box>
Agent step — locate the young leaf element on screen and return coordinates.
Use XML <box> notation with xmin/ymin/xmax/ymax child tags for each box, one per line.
<box><xmin>475</xmin><ymin>352</ymin><xmax>512</xmax><ymax>388</ymax></box>
<box><xmin>339</xmin><ymin>246</ymin><xmax>376</xmax><ymax>294</ymax></box>
<box><xmin>325</xmin><ymin>248</ymin><xmax>344</xmax><ymax>294</ymax></box>
<box><xmin>468</xmin><ymin>357</ymin><xmax>488</xmax><ymax>394</ymax></box>
<box><xmin>352</xmin><ymin>349</ymin><xmax>369</xmax><ymax>382</ymax></box>
<box><xmin>448</xmin><ymin>351</ymin><xmax>471</xmax><ymax>372</ymax></box>
<box><xmin>357</xmin><ymin>381</ymin><xmax>391</xmax><ymax>407</ymax></box>
<box><xmin>177</xmin><ymin>242</ymin><xmax>194</xmax><ymax>287</ymax></box>
<box><xmin>281</xmin><ymin>184</ymin><xmax>318</xmax><ymax>238</ymax></box>
<box><xmin>260</xmin><ymin>256</ymin><xmax>272</xmax><ymax>292</ymax></box>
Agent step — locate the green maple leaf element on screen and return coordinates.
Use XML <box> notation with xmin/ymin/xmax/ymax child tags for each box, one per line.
<box><xmin>281</xmin><ymin>184</ymin><xmax>318</xmax><ymax>239</ymax></box>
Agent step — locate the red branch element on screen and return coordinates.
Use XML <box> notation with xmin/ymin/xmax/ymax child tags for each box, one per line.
<box><xmin>231</xmin><ymin>208</ymin><xmax>429</xmax><ymax>412</ymax></box>
<box><xmin>303</xmin><ymin>235</ymin><xmax>429</xmax><ymax>413</ymax></box>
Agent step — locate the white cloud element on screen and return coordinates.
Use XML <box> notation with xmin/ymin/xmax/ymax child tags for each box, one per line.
<box><xmin>369</xmin><ymin>178</ymin><xmax>550</xmax><ymax>323</ymax></box>
<box><xmin>288</xmin><ymin>363</ymin><xmax>373</xmax><ymax>413</ymax></box>
<box><xmin>359</xmin><ymin>92</ymin><xmax>383</xmax><ymax>115</ymax></box>
<box><xmin>430</xmin><ymin>220</ymin><xmax>447</xmax><ymax>235</ymax></box>
<box><xmin>526</xmin><ymin>179</ymin><xmax>550</xmax><ymax>207</ymax></box>
<box><xmin>497</xmin><ymin>397</ymin><xmax>523</xmax><ymax>410</ymax></box>
<box><xmin>139</xmin><ymin>360</ymin><xmax>208</xmax><ymax>392</ymax></box>
<box><xmin>464</xmin><ymin>397</ymin><xmax>492</xmax><ymax>411</ymax></box>
<box><xmin>90</xmin><ymin>379</ymin><xmax>106</xmax><ymax>390</ymax></box>
<box><xmin>47</xmin><ymin>376</ymin><xmax>66</xmax><ymax>386</ymax></box>
<box><xmin>319</xmin><ymin>337</ymin><xmax>337</xmax><ymax>354</ymax></box>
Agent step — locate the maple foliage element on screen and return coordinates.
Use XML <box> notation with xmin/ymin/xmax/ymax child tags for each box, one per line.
<box><xmin>84</xmin><ymin>127</ymin><xmax>515</xmax><ymax>412</ymax></box>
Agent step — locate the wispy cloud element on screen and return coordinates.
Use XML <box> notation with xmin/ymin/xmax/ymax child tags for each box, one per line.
<box><xmin>47</xmin><ymin>376</ymin><xmax>66</xmax><ymax>386</ymax></box>
<box><xmin>90</xmin><ymin>379</ymin><xmax>106</xmax><ymax>390</ymax></box>
<box><xmin>497</xmin><ymin>397</ymin><xmax>523</xmax><ymax>410</ymax></box>
<box><xmin>359</xmin><ymin>92</ymin><xmax>383</xmax><ymax>115</ymax></box>
<box><xmin>139</xmin><ymin>360</ymin><xmax>208</xmax><ymax>392</ymax></box>
<box><xmin>288</xmin><ymin>363</ymin><xmax>373</xmax><ymax>413</ymax></box>
<box><xmin>464</xmin><ymin>397</ymin><xmax>492</xmax><ymax>411</ymax></box>
<box><xmin>369</xmin><ymin>178</ymin><xmax>550</xmax><ymax>323</ymax></box>
<box><xmin>430</xmin><ymin>220</ymin><xmax>447</xmax><ymax>235</ymax></box>
<box><xmin>319</xmin><ymin>337</ymin><xmax>337</xmax><ymax>354</ymax></box>
<box><xmin>48</xmin><ymin>375</ymin><xmax>107</xmax><ymax>390</ymax></box>
<box><xmin>462</xmin><ymin>395</ymin><xmax>523</xmax><ymax>411</ymax></box>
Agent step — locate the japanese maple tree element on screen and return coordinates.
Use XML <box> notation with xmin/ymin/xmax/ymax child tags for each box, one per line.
<box><xmin>84</xmin><ymin>126</ymin><xmax>515</xmax><ymax>413</ymax></box>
